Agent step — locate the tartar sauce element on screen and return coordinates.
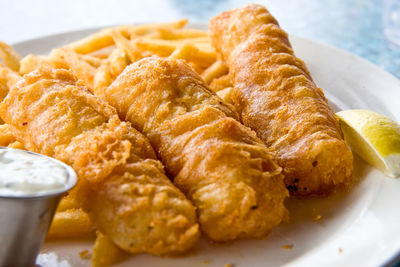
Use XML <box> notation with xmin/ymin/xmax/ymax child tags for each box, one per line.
<box><xmin>0</xmin><ymin>149</ymin><xmax>68</xmax><ymax>196</ymax></box>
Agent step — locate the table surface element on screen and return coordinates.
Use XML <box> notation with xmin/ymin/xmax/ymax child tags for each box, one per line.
<box><xmin>1</xmin><ymin>0</ymin><xmax>400</xmax><ymax>79</ymax></box>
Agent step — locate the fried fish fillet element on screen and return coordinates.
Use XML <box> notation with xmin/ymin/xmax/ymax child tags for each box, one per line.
<box><xmin>0</xmin><ymin>67</ymin><xmax>199</xmax><ymax>255</ymax></box>
<box><xmin>209</xmin><ymin>4</ymin><xmax>353</xmax><ymax>196</ymax></box>
<box><xmin>100</xmin><ymin>57</ymin><xmax>288</xmax><ymax>242</ymax></box>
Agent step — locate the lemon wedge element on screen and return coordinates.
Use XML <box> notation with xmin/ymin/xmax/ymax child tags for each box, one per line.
<box><xmin>336</xmin><ymin>109</ymin><xmax>400</xmax><ymax>178</ymax></box>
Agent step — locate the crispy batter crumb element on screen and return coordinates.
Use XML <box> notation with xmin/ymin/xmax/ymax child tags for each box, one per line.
<box><xmin>339</xmin><ymin>248</ymin><xmax>343</xmax><ymax>253</ymax></box>
<box><xmin>281</xmin><ymin>244</ymin><xmax>294</xmax><ymax>250</ymax></box>
<box><xmin>313</xmin><ymin>214</ymin><xmax>322</xmax><ymax>222</ymax></box>
<box><xmin>79</xmin><ymin>250</ymin><xmax>91</xmax><ymax>260</ymax></box>
<box><xmin>312</xmin><ymin>208</ymin><xmax>322</xmax><ymax>222</ymax></box>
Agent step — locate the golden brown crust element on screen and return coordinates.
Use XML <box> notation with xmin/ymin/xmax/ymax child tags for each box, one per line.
<box><xmin>0</xmin><ymin>67</ymin><xmax>199</xmax><ymax>255</ymax></box>
<box><xmin>210</xmin><ymin>4</ymin><xmax>353</xmax><ymax>196</ymax></box>
<box><xmin>0</xmin><ymin>82</ymin><xmax>7</xmax><ymax>103</ymax></box>
<box><xmin>0</xmin><ymin>124</ymin><xmax>16</xmax><ymax>146</ymax></box>
<box><xmin>0</xmin><ymin>63</ymin><xmax>21</xmax><ymax>102</ymax></box>
<box><xmin>104</xmin><ymin>57</ymin><xmax>288</xmax><ymax>241</ymax></box>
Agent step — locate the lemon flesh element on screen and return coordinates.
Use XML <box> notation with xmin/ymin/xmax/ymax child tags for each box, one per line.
<box><xmin>336</xmin><ymin>109</ymin><xmax>400</xmax><ymax>178</ymax></box>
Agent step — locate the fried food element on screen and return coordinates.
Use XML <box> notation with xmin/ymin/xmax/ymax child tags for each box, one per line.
<box><xmin>101</xmin><ymin>57</ymin><xmax>288</xmax><ymax>242</ymax></box>
<box><xmin>0</xmin><ymin>124</ymin><xmax>16</xmax><ymax>146</ymax></box>
<box><xmin>47</xmin><ymin>208</ymin><xmax>95</xmax><ymax>239</ymax></box>
<box><xmin>0</xmin><ymin>41</ymin><xmax>21</xmax><ymax>71</ymax></box>
<box><xmin>19</xmin><ymin>54</ymin><xmax>53</xmax><ymax>75</ymax></box>
<box><xmin>0</xmin><ymin>67</ymin><xmax>199</xmax><ymax>255</ymax></box>
<box><xmin>209</xmin><ymin>4</ymin><xmax>353</xmax><ymax>196</ymax></box>
<box><xmin>0</xmin><ymin>64</ymin><xmax>21</xmax><ymax>101</ymax></box>
<box><xmin>48</xmin><ymin>193</ymin><xmax>95</xmax><ymax>239</ymax></box>
<box><xmin>21</xmin><ymin>22</ymin><xmax>218</xmax><ymax>96</ymax></box>
<box><xmin>92</xmin><ymin>231</ymin><xmax>127</xmax><ymax>267</ymax></box>
<box><xmin>201</xmin><ymin>60</ymin><xmax>228</xmax><ymax>84</ymax></box>
<box><xmin>67</xmin><ymin>20</ymin><xmax>188</xmax><ymax>54</ymax></box>
<box><xmin>57</xmin><ymin>193</ymin><xmax>80</xmax><ymax>212</ymax></box>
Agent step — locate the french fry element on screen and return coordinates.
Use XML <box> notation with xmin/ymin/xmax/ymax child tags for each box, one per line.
<box><xmin>89</xmin><ymin>45</ymin><xmax>116</xmax><ymax>59</ymax></box>
<box><xmin>153</xmin><ymin>29</ymin><xmax>211</xmax><ymax>44</ymax></box>
<box><xmin>51</xmin><ymin>48</ymin><xmax>96</xmax><ymax>90</ymax></box>
<box><xmin>201</xmin><ymin>60</ymin><xmax>228</xmax><ymax>84</ymax></box>
<box><xmin>168</xmin><ymin>43</ymin><xmax>198</xmax><ymax>60</ymax></box>
<box><xmin>0</xmin><ymin>64</ymin><xmax>21</xmax><ymax>109</ymax></box>
<box><xmin>162</xmin><ymin>36</ymin><xmax>211</xmax><ymax>44</ymax></box>
<box><xmin>7</xmin><ymin>141</ymin><xmax>25</xmax><ymax>149</ymax></box>
<box><xmin>216</xmin><ymin>87</ymin><xmax>234</xmax><ymax>104</ymax></box>
<box><xmin>57</xmin><ymin>193</ymin><xmax>80</xmax><ymax>212</ymax></box>
<box><xmin>19</xmin><ymin>54</ymin><xmax>52</xmax><ymax>75</ymax></box>
<box><xmin>125</xmin><ymin>19</ymin><xmax>188</xmax><ymax>37</ymax></box>
<box><xmin>0</xmin><ymin>124</ymin><xmax>16</xmax><ymax>146</ymax></box>
<box><xmin>68</xmin><ymin>29</ymin><xmax>115</xmax><ymax>54</ymax></box>
<box><xmin>67</xmin><ymin>24</ymin><xmax>134</xmax><ymax>54</ymax></box>
<box><xmin>47</xmin><ymin>209</ymin><xmax>95</xmax><ymax>239</ymax></box>
<box><xmin>134</xmin><ymin>38</ymin><xmax>173</xmax><ymax>57</ymax></box>
<box><xmin>68</xmin><ymin>20</ymin><xmax>188</xmax><ymax>55</ymax></box>
<box><xmin>81</xmin><ymin>54</ymin><xmax>104</xmax><ymax>68</ymax></box>
<box><xmin>136</xmin><ymin>37</ymin><xmax>210</xmax><ymax>52</ymax></box>
<box><xmin>188</xmin><ymin>62</ymin><xmax>204</xmax><ymax>75</ymax></box>
<box><xmin>0</xmin><ymin>122</ymin><xmax>23</xmax><ymax>147</ymax></box>
<box><xmin>110</xmin><ymin>31</ymin><xmax>142</xmax><ymax>63</ymax></box>
<box><xmin>49</xmin><ymin>22</ymin><xmax>216</xmax><ymax>99</ymax></box>
<box><xmin>0</xmin><ymin>41</ymin><xmax>21</xmax><ymax>71</ymax></box>
<box><xmin>48</xmin><ymin>48</ymin><xmax>71</xmax><ymax>69</ymax></box>
<box><xmin>0</xmin><ymin>64</ymin><xmax>22</xmax><ymax>89</ymax></box>
<box><xmin>135</xmin><ymin>38</ymin><xmax>216</xmax><ymax>67</ymax></box>
<box><xmin>156</xmin><ymin>27</ymin><xmax>208</xmax><ymax>40</ymax></box>
<box><xmin>209</xmin><ymin>74</ymin><xmax>232</xmax><ymax>92</ymax></box>
<box><xmin>190</xmin><ymin>49</ymin><xmax>216</xmax><ymax>68</ymax></box>
<box><xmin>108</xmin><ymin>48</ymin><xmax>129</xmax><ymax>77</ymax></box>
<box><xmin>92</xmin><ymin>231</ymin><xmax>127</xmax><ymax>267</ymax></box>
<box><xmin>168</xmin><ymin>42</ymin><xmax>205</xmax><ymax>75</ymax></box>
<box><xmin>93</xmin><ymin>65</ymin><xmax>113</xmax><ymax>94</ymax></box>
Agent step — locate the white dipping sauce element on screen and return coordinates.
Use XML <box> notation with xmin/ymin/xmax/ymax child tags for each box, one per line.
<box><xmin>0</xmin><ymin>149</ymin><xmax>68</xmax><ymax>196</ymax></box>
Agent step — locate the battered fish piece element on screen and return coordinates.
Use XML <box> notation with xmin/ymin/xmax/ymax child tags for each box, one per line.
<box><xmin>210</xmin><ymin>4</ymin><xmax>353</xmax><ymax>196</ymax></box>
<box><xmin>101</xmin><ymin>57</ymin><xmax>288</xmax><ymax>242</ymax></box>
<box><xmin>0</xmin><ymin>67</ymin><xmax>199</xmax><ymax>255</ymax></box>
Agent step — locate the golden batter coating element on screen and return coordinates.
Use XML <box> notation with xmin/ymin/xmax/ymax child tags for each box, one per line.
<box><xmin>102</xmin><ymin>57</ymin><xmax>288</xmax><ymax>242</ymax></box>
<box><xmin>0</xmin><ymin>124</ymin><xmax>16</xmax><ymax>146</ymax></box>
<box><xmin>0</xmin><ymin>67</ymin><xmax>199</xmax><ymax>255</ymax></box>
<box><xmin>210</xmin><ymin>4</ymin><xmax>353</xmax><ymax>196</ymax></box>
<box><xmin>0</xmin><ymin>64</ymin><xmax>21</xmax><ymax>104</ymax></box>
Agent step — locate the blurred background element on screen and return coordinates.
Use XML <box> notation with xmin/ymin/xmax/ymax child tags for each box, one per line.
<box><xmin>1</xmin><ymin>0</ymin><xmax>399</xmax><ymax>78</ymax></box>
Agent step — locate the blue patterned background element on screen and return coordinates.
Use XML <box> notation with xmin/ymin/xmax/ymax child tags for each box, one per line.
<box><xmin>171</xmin><ymin>0</ymin><xmax>400</xmax><ymax>79</ymax></box>
<box><xmin>2</xmin><ymin>0</ymin><xmax>399</xmax><ymax>78</ymax></box>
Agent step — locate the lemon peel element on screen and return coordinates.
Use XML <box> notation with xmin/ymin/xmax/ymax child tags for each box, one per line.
<box><xmin>337</xmin><ymin>109</ymin><xmax>400</xmax><ymax>177</ymax></box>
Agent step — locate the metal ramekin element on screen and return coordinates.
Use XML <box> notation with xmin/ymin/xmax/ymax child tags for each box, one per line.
<box><xmin>0</xmin><ymin>147</ymin><xmax>77</xmax><ymax>267</ymax></box>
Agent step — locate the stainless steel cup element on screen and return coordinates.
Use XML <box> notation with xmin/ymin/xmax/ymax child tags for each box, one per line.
<box><xmin>0</xmin><ymin>147</ymin><xmax>77</xmax><ymax>267</ymax></box>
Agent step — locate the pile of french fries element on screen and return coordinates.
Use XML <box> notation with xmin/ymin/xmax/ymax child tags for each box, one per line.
<box><xmin>19</xmin><ymin>20</ymin><xmax>233</xmax><ymax>98</ymax></box>
<box><xmin>0</xmin><ymin>19</ymin><xmax>237</xmax><ymax>266</ymax></box>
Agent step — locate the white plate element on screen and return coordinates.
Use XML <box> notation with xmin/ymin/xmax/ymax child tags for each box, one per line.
<box><xmin>12</xmin><ymin>23</ymin><xmax>400</xmax><ymax>267</ymax></box>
